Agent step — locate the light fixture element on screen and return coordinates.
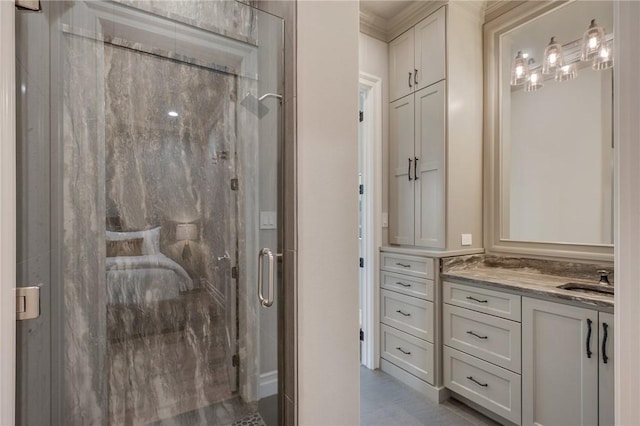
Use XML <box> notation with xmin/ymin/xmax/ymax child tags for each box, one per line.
<box><xmin>555</xmin><ymin>63</ymin><xmax>577</xmax><ymax>82</ymax></box>
<box><xmin>581</xmin><ymin>19</ymin><xmax>606</xmax><ymax>61</ymax></box>
<box><xmin>176</xmin><ymin>223</ymin><xmax>197</xmax><ymax>260</ymax></box>
<box><xmin>525</xmin><ymin>60</ymin><xmax>543</xmax><ymax>92</ymax></box>
<box><xmin>542</xmin><ymin>37</ymin><xmax>564</xmax><ymax>75</ymax></box>
<box><xmin>168</xmin><ymin>111</ymin><xmax>179</xmax><ymax>117</ymax></box>
<box><xmin>510</xmin><ymin>51</ymin><xmax>529</xmax><ymax>86</ymax></box>
<box><xmin>593</xmin><ymin>40</ymin><xmax>613</xmax><ymax>70</ymax></box>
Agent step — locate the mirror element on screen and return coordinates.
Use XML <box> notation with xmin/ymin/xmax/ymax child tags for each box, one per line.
<box><xmin>485</xmin><ymin>1</ymin><xmax>614</xmax><ymax>260</ymax></box>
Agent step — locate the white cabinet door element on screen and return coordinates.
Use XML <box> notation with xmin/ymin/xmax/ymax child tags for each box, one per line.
<box><xmin>414</xmin><ymin>7</ymin><xmax>446</xmax><ymax>91</ymax></box>
<box><xmin>389</xmin><ymin>28</ymin><xmax>414</xmax><ymax>102</ymax></box>
<box><xmin>599</xmin><ymin>312</ymin><xmax>614</xmax><ymax>426</ymax></box>
<box><xmin>414</xmin><ymin>82</ymin><xmax>445</xmax><ymax>248</ymax></box>
<box><xmin>522</xmin><ymin>298</ymin><xmax>598</xmax><ymax>426</ymax></box>
<box><xmin>389</xmin><ymin>96</ymin><xmax>415</xmax><ymax>245</ymax></box>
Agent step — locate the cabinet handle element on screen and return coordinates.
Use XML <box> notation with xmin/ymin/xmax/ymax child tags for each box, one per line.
<box><xmin>586</xmin><ymin>318</ymin><xmax>593</xmax><ymax>359</ymax></box>
<box><xmin>396</xmin><ymin>281</ymin><xmax>412</xmax><ymax>287</ymax></box>
<box><xmin>396</xmin><ymin>347</ymin><xmax>411</xmax><ymax>355</ymax></box>
<box><xmin>414</xmin><ymin>157</ymin><xmax>419</xmax><ymax>180</ymax></box>
<box><xmin>467</xmin><ymin>376</ymin><xmax>488</xmax><ymax>387</ymax></box>
<box><xmin>396</xmin><ymin>262</ymin><xmax>411</xmax><ymax>268</ymax></box>
<box><xmin>408</xmin><ymin>72</ymin><xmax>413</xmax><ymax>88</ymax></box>
<box><xmin>396</xmin><ymin>309</ymin><xmax>411</xmax><ymax>317</ymax></box>
<box><xmin>414</xmin><ymin>68</ymin><xmax>419</xmax><ymax>85</ymax></box>
<box><xmin>602</xmin><ymin>322</ymin><xmax>609</xmax><ymax>364</ymax></box>
<box><xmin>408</xmin><ymin>158</ymin><xmax>413</xmax><ymax>181</ymax></box>
<box><xmin>466</xmin><ymin>330</ymin><xmax>488</xmax><ymax>340</ymax></box>
<box><xmin>466</xmin><ymin>296</ymin><xmax>488</xmax><ymax>304</ymax></box>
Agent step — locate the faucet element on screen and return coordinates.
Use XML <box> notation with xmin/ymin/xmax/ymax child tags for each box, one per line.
<box><xmin>598</xmin><ymin>270</ymin><xmax>612</xmax><ymax>286</ymax></box>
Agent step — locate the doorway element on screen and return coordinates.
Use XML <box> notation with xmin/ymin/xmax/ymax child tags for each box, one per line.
<box><xmin>13</xmin><ymin>2</ymin><xmax>283</xmax><ymax>425</ymax></box>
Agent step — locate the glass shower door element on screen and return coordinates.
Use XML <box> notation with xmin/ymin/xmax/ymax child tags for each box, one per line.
<box><xmin>15</xmin><ymin>1</ymin><xmax>283</xmax><ymax>425</ymax></box>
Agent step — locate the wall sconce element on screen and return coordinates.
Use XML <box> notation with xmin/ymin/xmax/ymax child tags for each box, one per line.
<box><xmin>510</xmin><ymin>18</ymin><xmax>613</xmax><ymax>92</ymax></box>
<box><xmin>176</xmin><ymin>223</ymin><xmax>198</xmax><ymax>260</ymax></box>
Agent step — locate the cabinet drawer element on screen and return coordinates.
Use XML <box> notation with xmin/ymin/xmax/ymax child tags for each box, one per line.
<box><xmin>381</xmin><ymin>253</ymin><xmax>434</xmax><ymax>279</ymax></box>
<box><xmin>443</xmin><ymin>281</ymin><xmax>521</xmax><ymax>321</ymax></box>
<box><xmin>381</xmin><ymin>324</ymin><xmax>434</xmax><ymax>384</ymax></box>
<box><xmin>444</xmin><ymin>347</ymin><xmax>522</xmax><ymax>425</ymax></box>
<box><xmin>381</xmin><ymin>271</ymin><xmax>433</xmax><ymax>301</ymax></box>
<box><xmin>443</xmin><ymin>304</ymin><xmax>521</xmax><ymax>373</ymax></box>
<box><xmin>381</xmin><ymin>290</ymin><xmax>434</xmax><ymax>342</ymax></box>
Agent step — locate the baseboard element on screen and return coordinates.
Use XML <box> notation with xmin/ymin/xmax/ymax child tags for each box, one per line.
<box><xmin>259</xmin><ymin>370</ymin><xmax>278</xmax><ymax>399</ymax></box>
<box><xmin>380</xmin><ymin>359</ymin><xmax>450</xmax><ymax>403</ymax></box>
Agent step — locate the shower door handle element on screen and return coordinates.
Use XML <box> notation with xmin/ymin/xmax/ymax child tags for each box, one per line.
<box><xmin>258</xmin><ymin>248</ymin><xmax>281</xmax><ymax>307</ymax></box>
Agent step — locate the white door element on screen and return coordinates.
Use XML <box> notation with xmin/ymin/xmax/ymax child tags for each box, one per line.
<box><xmin>0</xmin><ymin>2</ymin><xmax>16</xmax><ymax>426</ymax></box>
<box><xmin>522</xmin><ymin>298</ymin><xmax>598</xmax><ymax>426</ymax></box>
<box><xmin>599</xmin><ymin>312</ymin><xmax>614</xmax><ymax>426</ymax></box>
<box><xmin>414</xmin><ymin>7</ymin><xmax>446</xmax><ymax>91</ymax></box>
<box><xmin>389</xmin><ymin>29</ymin><xmax>415</xmax><ymax>102</ymax></box>
<box><xmin>389</xmin><ymin>95</ymin><xmax>415</xmax><ymax>246</ymax></box>
<box><xmin>414</xmin><ymin>82</ymin><xmax>445</xmax><ymax>249</ymax></box>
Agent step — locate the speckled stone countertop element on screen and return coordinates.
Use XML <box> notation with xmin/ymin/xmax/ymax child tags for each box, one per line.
<box><xmin>441</xmin><ymin>255</ymin><xmax>614</xmax><ymax>309</ymax></box>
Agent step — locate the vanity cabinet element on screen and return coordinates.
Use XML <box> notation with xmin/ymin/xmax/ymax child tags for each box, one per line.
<box><xmin>522</xmin><ymin>298</ymin><xmax>614</xmax><ymax>426</ymax></box>
<box><xmin>442</xmin><ymin>281</ymin><xmax>522</xmax><ymax>425</ymax></box>
<box><xmin>389</xmin><ymin>81</ymin><xmax>445</xmax><ymax>248</ymax></box>
<box><xmin>387</xmin><ymin>2</ymin><xmax>483</xmax><ymax>251</ymax></box>
<box><xmin>389</xmin><ymin>7</ymin><xmax>445</xmax><ymax>102</ymax></box>
<box><xmin>379</xmin><ymin>250</ymin><xmax>438</xmax><ymax>392</ymax></box>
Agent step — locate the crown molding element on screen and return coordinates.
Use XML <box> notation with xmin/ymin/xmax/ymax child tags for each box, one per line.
<box><xmin>359</xmin><ymin>8</ymin><xmax>389</xmax><ymax>42</ymax></box>
<box><xmin>485</xmin><ymin>0</ymin><xmax>527</xmax><ymax>23</ymax></box>
<box><xmin>387</xmin><ymin>1</ymin><xmax>446</xmax><ymax>41</ymax></box>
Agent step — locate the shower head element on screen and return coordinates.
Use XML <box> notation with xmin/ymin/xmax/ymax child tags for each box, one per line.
<box><xmin>240</xmin><ymin>93</ymin><xmax>270</xmax><ymax>119</ymax></box>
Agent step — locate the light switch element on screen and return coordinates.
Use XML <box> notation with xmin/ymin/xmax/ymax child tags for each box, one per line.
<box><xmin>260</xmin><ymin>211</ymin><xmax>277</xmax><ymax>230</ymax></box>
<box><xmin>461</xmin><ymin>233</ymin><xmax>473</xmax><ymax>246</ymax></box>
<box><xmin>382</xmin><ymin>212</ymin><xmax>389</xmax><ymax>228</ymax></box>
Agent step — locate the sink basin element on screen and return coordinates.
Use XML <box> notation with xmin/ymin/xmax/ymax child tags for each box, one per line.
<box><xmin>557</xmin><ymin>282</ymin><xmax>614</xmax><ymax>296</ymax></box>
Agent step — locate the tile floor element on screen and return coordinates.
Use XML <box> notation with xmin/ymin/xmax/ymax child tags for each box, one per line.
<box><xmin>360</xmin><ymin>367</ymin><xmax>501</xmax><ymax>426</ymax></box>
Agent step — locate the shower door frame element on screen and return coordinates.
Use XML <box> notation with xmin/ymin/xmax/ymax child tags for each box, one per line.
<box><xmin>0</xmin><ymin>1</ymin><xmax>16</xmax><ymax>424</ymax></box>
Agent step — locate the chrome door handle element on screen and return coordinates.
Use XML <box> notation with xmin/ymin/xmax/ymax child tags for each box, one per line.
<box><xmin>258</xmin><ymin>248</ymin><xmax>282</xmax><ymax>307</ymax></box>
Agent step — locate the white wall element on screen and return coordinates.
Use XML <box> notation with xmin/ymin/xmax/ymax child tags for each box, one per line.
<box><xmin>509</xmin><ymin>68</ymin><xmax>613</xmax><ymax>245</ymax></box>
<box><xmin>359</xmin><ymin>33</ymin><xmax>389</xmax><ymax>246</ymax></box>
<box><xmin>297</xmin><ymin>1</ymin><xmax>360</xmax><ymax>424</ymax></box>
<box><xmin>0</xmin><ymin>2</ymin><xmax>16</xmax><ymax>425</ymax></box>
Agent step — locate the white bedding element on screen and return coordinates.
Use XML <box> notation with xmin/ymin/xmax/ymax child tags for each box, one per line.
<box><xmin>106</xmin><ymin>254</ymin><xmax>193</xmax><ymax>304</ymax></box>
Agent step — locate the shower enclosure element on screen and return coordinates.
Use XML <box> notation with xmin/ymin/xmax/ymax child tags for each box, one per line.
<box><xmin>15</xmin><ymin>1</ymin><xmax>283</xmax><ymax>425</ymax></box>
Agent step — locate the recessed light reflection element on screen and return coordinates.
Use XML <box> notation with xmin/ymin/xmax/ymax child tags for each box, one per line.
<box><xmin>168</xmin><ymin>111</ymin><xmax>179</xmax><ymax>117</ymax></box>
<box><xmin>21</xmin><ymin>84</ymin><xmax>26</xmax><ymax>94</ymax></box>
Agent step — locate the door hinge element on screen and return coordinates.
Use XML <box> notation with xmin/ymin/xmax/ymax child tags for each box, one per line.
<box><xmin>232</xmin><ymin>354</ymin><xmax>239</xmax><ymax>367</ymax></box>
<box><xmin>359</xmin><ymin>111</ymin><xmax>364</xmax><ymax>122</ymax></box>
<box><xmin>232</xmin><ymin>266</ymin><xmax>238</xmax><ymax>279</ymax></box>
<box><xmin>359</xmin><ymin>257</ymin><xmax>364</xmax><ymax>268</ymax></box>
<box><xmin>360</xmin><ymin>329</ymin><xmax>364</xmax><ymax>341</ymax></box>
<box><xmin>16</xmin><ymin>286</ymin><xmax>40</xmax><ymax>321</ymax></box>
<box><xmin>230</xmin><ymin>178</ymin><xmax>239</xmax><ymax>191</ymax></box>
<box><xmin>359</xmin><ymin>184</ymin><xmax>364</xmax><ymax>195</ymax></box>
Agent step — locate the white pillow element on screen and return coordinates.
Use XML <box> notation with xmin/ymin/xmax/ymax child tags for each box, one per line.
<box><xmin>106</xmin><ymin>226</ymin><xmax>161</xmax><ymax>255</ymax></box>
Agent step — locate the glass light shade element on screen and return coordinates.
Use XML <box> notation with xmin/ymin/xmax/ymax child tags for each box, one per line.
<box><xmin>176</xmin><ymin>223</ymin><xmax>198</xmax><ymax>241</ymax></box>
<box><xmin>581</xmin><ymin>19</ymin><xmax>605</xmax><ymax>61</ymax></box>
<box><xmin>542</xmin><ymin>37</ymin><xmax>564</xmax><ymax>75</ymax></box>
<box><xmin>510</xmin><ymin>51</ymin><xmax>529</xmax><ymax>86</ymax></box>
<box><xmin>555</xmin><ymin>63</ymin><xmax>577</xmax><ymax>82</ymax></box>
<box><xmin>593</xmin><ymin>40</ymin><xmax>613</xmax><ymax>70</ymax></box>
<box><xmin>525</xmin><ymin>69</ymin><xmax>543</xmax><ymax>92</ymax></box>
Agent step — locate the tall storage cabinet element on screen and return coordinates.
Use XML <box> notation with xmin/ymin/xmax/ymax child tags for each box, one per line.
<box><xmin>388</xmin><ymin>3</ymin><xmax>483</xmax><ymax>251</ymax></box>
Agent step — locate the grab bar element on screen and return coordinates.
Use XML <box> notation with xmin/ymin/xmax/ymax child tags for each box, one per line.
<box><xmin>258</xmin><ymin>248</ymin><xmax>282</xmax><ymax>307</ymax></box>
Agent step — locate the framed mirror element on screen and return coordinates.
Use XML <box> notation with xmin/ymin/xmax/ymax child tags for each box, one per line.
<box><xmin>485</xmin><ymin>1</ymin><xmax>614</xmax><ymax>261</ymax></box>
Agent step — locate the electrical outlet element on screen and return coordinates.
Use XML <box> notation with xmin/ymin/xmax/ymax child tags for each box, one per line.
<box><xmin>461</xmin><ymin>233</ymin><xmax>473</xmax><ymax>246</ymax></box>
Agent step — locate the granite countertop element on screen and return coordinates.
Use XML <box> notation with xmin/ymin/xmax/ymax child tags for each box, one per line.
<box><xmin>441</xmin><ymin>255</ymin><xmax>614</xmax><ymax>309</ymax></box>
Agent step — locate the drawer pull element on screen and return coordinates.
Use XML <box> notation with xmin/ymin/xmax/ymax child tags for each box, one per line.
<box><xmin>466</xmin><ymin>330</ymin><xmax>488</xmax><ymax>340</ymax></box>
<box><xmin>466</xmin><ymin>296</ymin><xmax>488</xmax><ymax>304</ymax></box>
<box><xmin>396</xmin><ymin>263</ymin><xmax>411</xmax><ymax>268</ymax></box>
<box><xmin>467</xmin><ymin>376</ymin><xmax>488</xmax><ymax>387</ymax></box>
<box><xmin>586</xmin><ymin>318</ymin><xmax>593</xmax><ymax>359</ymax></box>
<box><xmin>395</xmin><ymin>309</ymin><xmax>411</xmax><ymax>317</ymax></box>
<box><xmin>396</xmin><ymin>281</ymin><xmax>412</xmax><ymax>287</ymax></box>
<box><xmin>602</xmin><ymin>322</ymin><xmax>609</xmax><ymax>364</ymax></box>
<box><xmin>396</xmin><ymin>347</ymin><xmax>411</xmax><ymax>355</ymax></box>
